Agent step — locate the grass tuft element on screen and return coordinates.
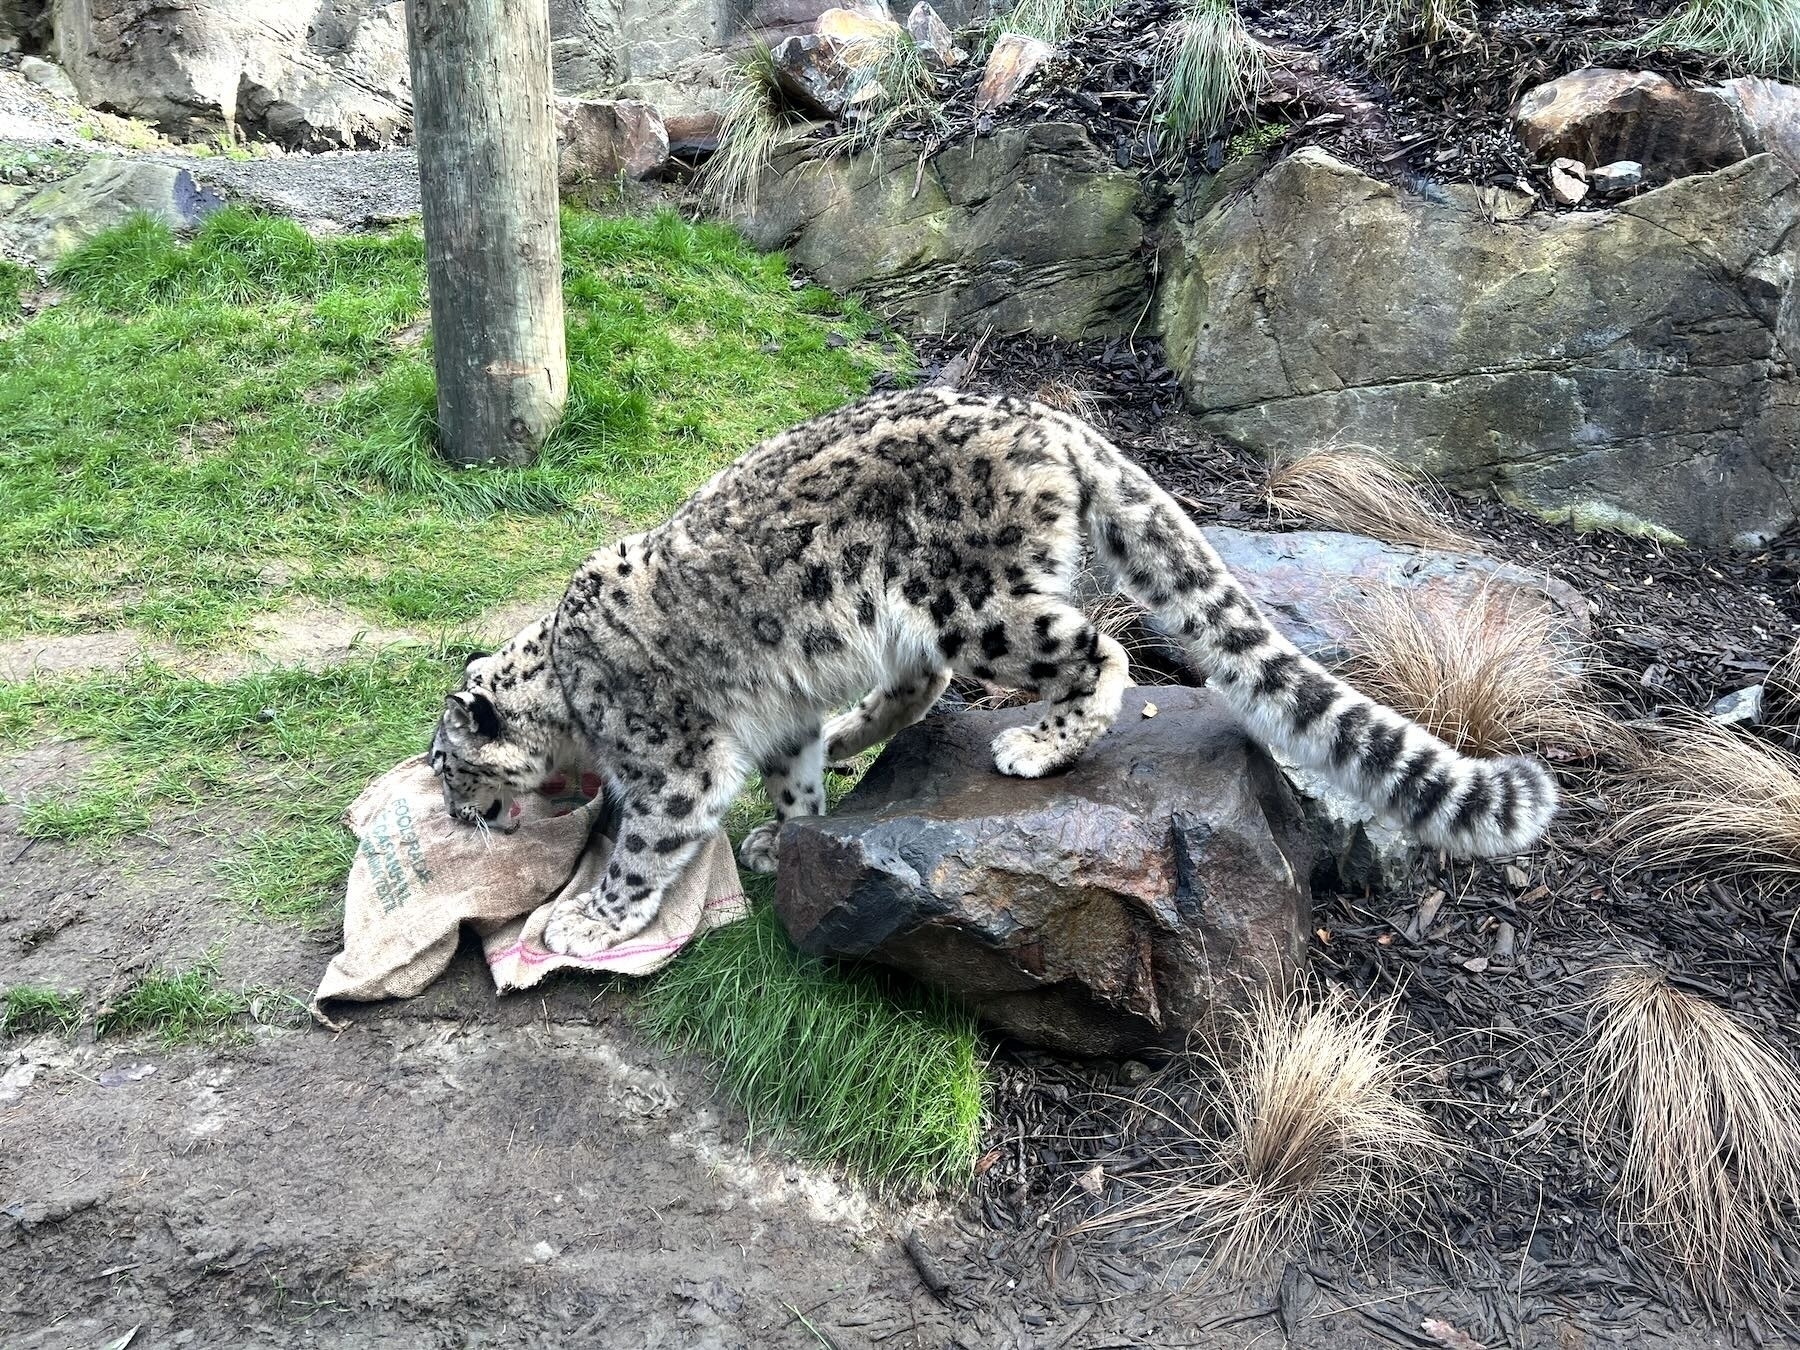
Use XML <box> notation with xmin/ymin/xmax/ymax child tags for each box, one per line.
<box><xmin>1631</xmin><ymin>0</ymin><xmax>1800</xmax><ymax>78</ymax></box>
<box><xmin>1584</xmin><ymin>966</ymin><xmax>1800</xmax><ymax>1302</ymax></box>
<box><xmin>998</xmin><ymin>0</ymin><xmax>1115</xmax><ymax>44</ymax></box>
<box><xmin>1341</xmin><ymin>0</ymin><xmax>1476</xmax><ymax>49</ymax></box>
<box><xmin>1153</xmin><ymin>0</ymin><xmax>1271</xmax><ymax>151</ymax></box>
<box><xmin>701</xmin><ymin>44</ymin><xmax>804</xmax><ymax>209</ymax></box>
<box><xmin>97</xmin><ymin>960</ymin><xmax>250</xmax><ymax>1045</ymax></box>
<box><xmin>1336</xmin><ymin>583</ymin><xmax>1611</xmax><ymax>758</ymax></box>
<box><xmin>1031</xmin><ymin>378</ymin><xmax>1102</xmax><ymax>421</ymax></box>
<box><xmin>1087</xmin><ymin>986</ymin><xmax>1449</xmax><ymax>1274</ymax></box>
<box><xmin>1265</xmin><ymin>446</ymin><xmax>1481</xmax><ymax>554</ymax></box>
<box><xmin>1609</xmin><ymin>713</ymin><xmax>1800</xmax><ymax>883</ymax></box>
<box><xmin>642</xmin><ymin>893</ymin><xmax>985</xmax><ymax>1190</ymax></box>
<box><xmin>2</xmin><ymin>986</ymin><xmax>84</xmax><ymax>1036</ymax></box>
<box><xmin>823</xmin><ymin>31</ymin><xmax>949</xmax><ymax>158</ymax></box>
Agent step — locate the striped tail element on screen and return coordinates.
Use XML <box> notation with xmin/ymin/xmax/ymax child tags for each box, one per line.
<box><xmin>1071</xmin><ymin>436</ymin><xmax>1557</xmax><ymax>858</ymax></box>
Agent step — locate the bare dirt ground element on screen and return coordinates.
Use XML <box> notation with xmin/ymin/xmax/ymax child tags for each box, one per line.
<box><xmin>1</xmin><ymin>756</ymin><xmax>1393</xmax><ymax>1350</ymax></box>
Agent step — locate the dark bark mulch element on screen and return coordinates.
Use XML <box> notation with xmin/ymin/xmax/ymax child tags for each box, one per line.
<box><xmin>939</xmin><ymin>332</ymin><xmax>1800</xmax><ymax>1341</ymax></box>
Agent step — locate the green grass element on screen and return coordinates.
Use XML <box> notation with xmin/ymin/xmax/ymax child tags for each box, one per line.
<box><xmin>0</xmin><ymin>259</ymin><xmax>31</xmax><ymax>321</ymax></box>
<box><xmin>1</xmin><ymin>986</ymin><xmax>83</xmax><ymax>1036</ymax></box>
<box><xmin>1</xmin><ymin>206</ymin><xmax>902</xmax><ymax>645</ymax></box>
<box><xmin>642</xmin><ymin>889</ymin><xmax>985</xmax><ymax>1190</ymax></box>
<box><xmin>1153</xmin><ymin>0</ymin><xmax>1271</xmax><ymax>151</ymax></box>
<box><xmin>0</xmin><ymin>202</ymin><xmax>981</xmax><ymax>1188</ymax></box>
<box><xmin>1</xmin><ymin>648</ymin><xmax>458</xmax><ymax>917</ymax></box>
<box><xmin>97</xmin><ymin>960</ymin><xmax>251</xmax><ymax>1045</ymax></box>
<box><xmin>1631</xmin><ymin>0</ymin><xmax>1800</xmax><ymax>77</ymax></box>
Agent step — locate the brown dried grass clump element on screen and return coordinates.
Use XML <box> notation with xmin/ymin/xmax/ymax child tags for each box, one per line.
<box><xmin>1584</xmin><ymin>966</ymin><xmax>1800</xmax><ymax>1302</ymax></box>
<box><xmin>1609</xmin><ymin>714</ymin><xmax>1800</xmax><ymax>883</ymax></box>
<box><xmin>1266</xmin><ymin>447</ymin><xmax>1482</xmax><ymax>554</ymax></box>
<box><xmin>1338</xmin><ymin>584</ymin><xmax>1613</xmax><ymax>759</ymax></box>
<box><xmin>1086</xmin><ymin>989</ymin><xmax>1450</xmax><ymax>1275</ymax></box>
<box><xmin>1032</xmin><ymin>379</ymin><xmax>1103</xmax><ymax>422</ymax></box>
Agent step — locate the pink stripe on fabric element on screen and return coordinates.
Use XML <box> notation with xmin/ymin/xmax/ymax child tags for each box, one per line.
<box><xmin>485</xmin><ymin>893</ymin><xmax>748</xmax><ymax>969</ymax></box>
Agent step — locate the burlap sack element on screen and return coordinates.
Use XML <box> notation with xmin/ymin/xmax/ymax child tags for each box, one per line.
<box><xmin>313</xmin><ymin>755</ymin><xmax>746</xmax><ymax>1009</ymax></box>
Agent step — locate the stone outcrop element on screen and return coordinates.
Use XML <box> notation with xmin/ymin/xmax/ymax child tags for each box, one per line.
<box><xmin>50</xmin><ymin>0</ymin><xmax>413</xmax><ymax>148</ymax></box>
<box><xmin>736</xmin><ymin>122</ymin><xmax>1147</xmax><ymax>339</ymax></box>
<box><xmin>775</xmin><ymin>688</ymin><xmax>1311</xmax><ymax>1056</ymax></box>
<box><xmin>1158</xmin><ymin>147</ymin><xmax>1800</xmax><ymax>548</ymax></box>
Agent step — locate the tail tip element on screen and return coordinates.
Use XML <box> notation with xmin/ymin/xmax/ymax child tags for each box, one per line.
<box><xmin>1423</xmin><ymin>754</ymin><xmax>1560</xmax><ymax>858</ymax></box>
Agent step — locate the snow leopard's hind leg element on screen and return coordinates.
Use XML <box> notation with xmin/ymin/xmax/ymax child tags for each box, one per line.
<box><xmin>822</xmin><ymin>668</ymin><xmax>952</xmax><ymax>765</ymax></box>
<box><xmin>740</xmin><ymin>727</ymin><xmax>826</xmax><ymax>874</ymax></box>
<box><xmin>948</xmin><ymin>601</ymin><xmax>1130</xmax><ymax>779</ymax></box>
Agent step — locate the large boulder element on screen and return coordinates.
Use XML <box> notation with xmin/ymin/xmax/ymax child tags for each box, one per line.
<box><xmin>1201</xmin><ymin>527</ymin><xmax>1591</xmax><ymax>664</ymax></box>
<box><xmin>1157</xmin><ymin>147</ymin><xmax>1800</xmax><ymax>548</ymax></box>
<box><xmin>556</xmin><ymin>98</ymin><xmax>670</xmax><ymax>184</ymax></box>
<box><xmin>735</xmin><ymin>122</ymin><xmax>1147</xmax><ymax>339</ymax></box>
<box><xmin>51</xmin><ymin>0</ymin><xmax>413</xmax><ymax>148</ymax></box>
<box><xmin>775</xmin><ymin>687</ymin><xmax>1312</xmax><ymax>1056</ymax></box>
<box><xmin>1514</xmin><ymin>68</ymin><xmax>1747</xmax><ymax>183</ymax></box>
<box><xmin>3</xmin><ymin>157</ymin><xmax>222</xmax><ymax>262</ymax></box>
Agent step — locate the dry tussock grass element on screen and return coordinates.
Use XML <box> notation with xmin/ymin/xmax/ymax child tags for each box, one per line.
<box><xmin>1032</xmin><ymin>379</ymin><xmax>1103</xmax><ymax>422</ymax></box>
<box><xmin>1584</xmin><ymin>966</ymin><xmax>1800</xmax><ymax>1302</ymax></box>
<box><xmin>1338</xmin><ymin>583</ymin><xmax>1614</xmax><ymax>759</ymax></box>
<box><xmin>1265</xmin><ymin>447</ymin><xmax>1482</xmax><ymax>554</ymax></box>
<box><xmin>1608</xmin><ymin>714</ymin><xmax>1800</xmax><ymax>883</ymax></box>
<box><xmin>959</xmin><ymin>585</ymin><xmax>1177</xmax><ymax>710</ymax></box>
<box><xmin>1085</xmin><ymin>988</ymin><xmax>1450</xmax><ymax>1276</ymax></box>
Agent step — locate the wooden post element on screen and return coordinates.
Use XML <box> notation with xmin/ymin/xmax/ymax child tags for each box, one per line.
<box><xmin>404</xmin><ymin>0</ymin><xmax>567</xmax><ymax>467</ymax></box>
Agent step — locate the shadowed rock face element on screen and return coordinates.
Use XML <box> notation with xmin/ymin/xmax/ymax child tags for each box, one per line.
<box><xmin>735</xmin><ymin>122</ymin><xmax>1147</xmax><ymax>339</ymax></box>
<box><xmin>775</xmin><ymin>688</ymin><xmax>1312</xmax><ymax>1056</ymax></box>
<box><xmin>1158</xmin><ymin>147</ymin><xmax>1800</xmax><ymax>548</ymax></box>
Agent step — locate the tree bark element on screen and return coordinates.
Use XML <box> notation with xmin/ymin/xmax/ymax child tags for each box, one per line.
<box><xmin>404</xmin><ymin>0</ymin><xmax>567</xmax><ymax>467</ymax></box>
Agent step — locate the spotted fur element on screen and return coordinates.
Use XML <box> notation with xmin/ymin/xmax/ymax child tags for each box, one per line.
<box><xmin>431</xmin><ymin>389</ymin><xmax>1557</xmax><ymax>956</ymax></box>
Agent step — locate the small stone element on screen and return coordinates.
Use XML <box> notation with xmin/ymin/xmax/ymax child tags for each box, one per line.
<box><xmin>1075</xmin><ymin>1164</ymin><xmax>1105</xmax><ymax>1195</ymax></box>
<box><xmin>1588</xmin><ymin>159</ymin><xmax>1643</xmax><ymax>197</ymax></box>
<box><xmin>1502</xmin><ymin>863</ymin><xmax>1531</xmax><ymax>890</ymax></box>
<box><xmin>528</xmin><ymin>1240</ymin><xmax>558</xmax><ymax>1263</ymax></box>
<box><xmin>975</xmin><ymin>33</ymin><xmax>1056</xmax><ymax>113</ymax></box>
<box><xmin>1710</xmin><ymin>684</ymin><xmax>1765</xmax><ymax>727</ymax></box>
<box><xmin>906</xmin><ymin>2</ymin><xmax>963</xmax><ymax>65</ymax></box>
<box><xmin>817</xmin><ymin>4</ymin><xmax>902</xmax><ymax>43</ymax></box>
<box><xmin>826</xmin><ymin>331</ymin><xmax>847</xmax><ymax>348</ymax></box>
<box><xmin>19</xmin><ymin>56</ymin><xmax>80</xmax><ymax>102</ymax></box>
<box><xmin>1548</xmin><ymin>157</ymin><xmax>1588</xmax><ymax>205</ymax></box>
<box><xmin>1141</xmin><ymin>701</ymin><xmax>1158</xmax><ymax>718</ymax></box>
<box><xmin>98</xmin><ymin>1063</ymin><xmax>157</xmax><ymax>1088</ymax></box>
<box><xmin>1119</xmin><ymin>1060</ymin><xmax>1152</xmax><ymax>1085</ymax></box>
<box><xmin>771</xmin><ymin>34</ymin><xmax>857</xmax><ymax>119</ymax></box>
<box><xmin>1462</xmin><ymin>956</ymin><xmax>1490</xmax><ymax>974</ymax></box>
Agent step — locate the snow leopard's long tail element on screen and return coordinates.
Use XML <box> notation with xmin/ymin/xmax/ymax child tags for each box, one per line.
<box><xmin>1067</xmin><ymin>430</ymin><xmax>1557</xmax><ymax>858</ymax></box>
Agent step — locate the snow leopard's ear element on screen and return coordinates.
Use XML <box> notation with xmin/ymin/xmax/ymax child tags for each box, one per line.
<box><xmin>443</xmin><ymin>689</ymin><xmax>501</xmax><ymax>740</ymax></box>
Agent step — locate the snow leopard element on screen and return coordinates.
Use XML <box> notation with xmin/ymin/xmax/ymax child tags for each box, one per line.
<box><xmin>429</xmin><ymin>387</ymin><xmax>1557</xmax><ymax>958</ymax></box>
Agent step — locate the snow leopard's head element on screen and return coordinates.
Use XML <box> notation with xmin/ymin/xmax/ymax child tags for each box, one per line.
<box><xmin>429</xmin><ymin>618</ymin><xmax>574</xmax><ymax>832</ymax></box>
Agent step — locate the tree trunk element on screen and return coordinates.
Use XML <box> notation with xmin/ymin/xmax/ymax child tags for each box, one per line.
<box><xmin>404</xmin><ymin>0</ymin><xmax>567</xmax><ymax>467</ymax></box>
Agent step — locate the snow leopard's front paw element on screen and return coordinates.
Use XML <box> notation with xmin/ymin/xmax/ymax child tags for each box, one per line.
<box><xmin>542</xmin><ymin>891</ymin><xmax>625</xmax><ymax>958</ymax></box>
<box><xmin>991</xmin><ymin>725</ymin><xmax>1072</xmax><ymax>779</ymax></box>
<box><xmin>739</xmin><ymin>821</ymin><xmax>781</xmax><ymax>875</ymax></box>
